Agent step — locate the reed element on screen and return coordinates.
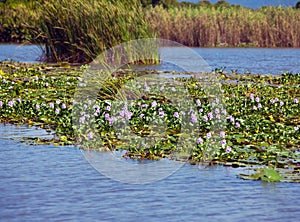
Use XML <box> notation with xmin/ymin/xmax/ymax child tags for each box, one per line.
<box><xmin>24</xmin><ymin>0</ymin><xmax>157</xmax><ymax>63</ymax></box>
<box><xmin>146</xmin><ymin>5</ymin><xmax>300</xmax><ymax>47</ymax></box>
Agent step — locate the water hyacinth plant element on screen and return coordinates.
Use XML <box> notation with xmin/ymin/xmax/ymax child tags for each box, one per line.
<box><xmin>0</xmin><ymin>62</ymin><xmax>299</xmax><ymax>180</ymax></box>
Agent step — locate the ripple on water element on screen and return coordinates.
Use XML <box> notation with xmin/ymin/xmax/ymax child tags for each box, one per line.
<box><xmin>0</xmin><ymin>124</ymin><xmax>300</xmax><ymax>222</ymax></box>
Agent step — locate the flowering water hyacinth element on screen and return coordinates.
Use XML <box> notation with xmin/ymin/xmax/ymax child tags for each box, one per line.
<box><xmin>87</xmin><ymin>132</ymin><xmax>93</xmax><ymax>140</ymax></box>
<box><xmin>106</xmin><ymin>105</ymin><xmax>111</xmax><ymax>111</ymax></box>
<box><xmin>295</xmin><ymin>126</ymin><xmax>299</xmax><ymax>131</ymax></box>
<box><xmin>196</xmin><ymin>99</ymin><xmax>201</xmax><ymax>107</ymax></box>
<box><xmin>294</xmin><ymin>98</ymin><xmax>299</xmax><ymax>104</ymax></box>
<box><xmin>235</xmin><ymin>122</ymin><xmax>241</xmax><ymax>128</ymax></box>
<box><xmin>61</xmin><ymin>104</ymin><xmax>67</xmax><ymax>109</ymax></box>
<box><xmin>228</xmin><ymin>115</ymin><xmax>234</xmax><ymax>123</ymax></box>
<box><xmin>226</xmin><ymin>146</ymin><xmax>231</xmax><ymax>153</ymax></box>
<box><xmin>173</xmin><ymin>112</ymin><xmax>179</xmax><ymax>118</ymax></box>
<box><xmin>257</xmin><ymin>103</ymin><xmax>262</xmax><ymax>109</ymax></box>
<box><xmin>255</xmin><ymin>97</ymin><xmax>260</xmax><ymax>103</ymax></box>
<box><xmin>280</xmin><ymin>101</ymin><xmax>284</xmax><ymax>106</ymax></box>
<box><xmin>208</xmin><ymin>112</ymin><xmax>213</xmax><ymax>120</ymax></box>
<box><xmin>206</xmin><ymin>132</ymin><xmax>212</xmax><ymax>139</ymax></box>
<box><xmin>197</xmin><ymin>137</ymin><xmax>203</xmax><ymax>144</ymax></box>
<box><xmin>220</xmin><ymin>131</ymin><xmax>225</xmax><ymax>138</ymax></box>
<box><xmin>190</xmin><ymin>113</ymin><xmax>198</xmax><ymax>123</ymax></box>
<box><xmin>0</xmin><ymin>101</ymin><xmax>3</xmax><ymax>107</ymax></box>
<box><xmin>250</xmin><ymin>94</ymin><xmax>254</xmax><ymax>101</ymax></box>
<box><xmin>55</xmin><ymin>108</ymin><xmax>60</xmax><ymax>114</ymax></box>
<box><xmin>203</xmin><ymin>115</ymin><xmax>208</xmax><ymax>122</ymax></box>
<box><xmin>221</xmin><ymin>139</ymin><xmax>226</xmax><ymax>146</ymax></box>
<box><xmin>36</xmin><ymin>104</ymin><xmax>40</xmax><ymax>109</ymax></box>
<box><xmin>8</xmin><ymin>100</ymin><xmax>14</xmax><ymax>107</ymax></box>
<box><xmin>151</xmin><ymin>100</ymin><xmax>157</xmax><ymax>108</ymax></box>
<box><xmin>49</xmin><ymin>103</ymin><xmax>54</xmax><ymax>109</ymax></box>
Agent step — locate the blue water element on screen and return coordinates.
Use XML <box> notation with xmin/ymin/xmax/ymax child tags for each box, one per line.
<box><xmin>1</xmin><ymin>44</ymin><xmax>300</xmax><ymax>74</ymax></box>
<box><xmin>0</xmin><ymin>124</ymin><xmax>300</xmax><ymax>221</ymax></box>
<box><xmin>180</xmin><ymin>0</ymin><xmax>297</xmax><ymax>8</ymax></box>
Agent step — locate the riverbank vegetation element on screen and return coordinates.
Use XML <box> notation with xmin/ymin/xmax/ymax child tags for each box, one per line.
<box><xmin>0</xmin><ymin>0</ymin><xmax>156</xmax><ymax>63</ymax></box>
<box><xmin>0</xmin><ymin>62</ymin><xmax>299</xmax><ymax>178</ymax></box>
<box><xmin>1</xmin><ymin>0</ymin><xmax>300</xmax><ymax>62</ymax></box>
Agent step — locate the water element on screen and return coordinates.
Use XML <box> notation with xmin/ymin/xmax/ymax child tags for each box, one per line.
<box><xmin>0</xmin><ymin>44</ymin><xmax>43</xmax><ymax>63</ymax></box>
<box><xmin>1</xmin><ymin>44</ymin><xmax>300</xmax><ymax>75</ymax></box>
<box><xmin>0</xmin><ymin>124</ymin><xmax>300</xmax><ymax>221</ymax></box>
<box><xmin>180</xmin><ymin>0</ymin><xmax>297</xmax><ymax>8</ymax></box>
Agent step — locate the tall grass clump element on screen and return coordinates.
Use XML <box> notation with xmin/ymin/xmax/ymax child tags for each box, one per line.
<box><xmin>28</xmin><ymin>0</ymin><xmax>157</xmax><ymax>63</ymax></box>
<box><xmin>146</xmin><ymin>5</ymin><xmax>300</xmax><ymax>47</ymax></box>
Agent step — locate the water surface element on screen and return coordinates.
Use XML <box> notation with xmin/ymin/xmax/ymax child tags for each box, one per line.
<box><xmin>0</xmin><ymin>124</ymin><xmax>300</xmax><ymax>221</ymax></box>
<box><xmin>1</xmin><ymin>44</ymin><xmax>299</xmax><ymax>75</ymax></box>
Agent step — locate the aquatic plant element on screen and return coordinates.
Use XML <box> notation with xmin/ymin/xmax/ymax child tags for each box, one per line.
<box><xmin>0</xmin><ymin>62</ymin><xmax>299</xmax><ymax>176</ymax></box>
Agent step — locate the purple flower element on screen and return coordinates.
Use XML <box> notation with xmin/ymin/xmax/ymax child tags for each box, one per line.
<box><xmin>294</xmin><ymin>126</ymin><xmax>299</xmax><ymax>131</ymax></box>
<box><xmin>196</xmin><ymin>99</ymin><xmax>201</xmax><ymax>107</ymax></box>
<box><xmin>221</xmin><ymin>139</ymin><xmax>226</xmax><ymax>146</ymax></box>
<box><xmin>45</xmin><ymin>82</ymin><xmax>49</xmax><ymax>87</ymax></box>
<box><xmin>104</xmin><ymin>113</ymin><xmax>110</xmax><ymax>120</ymax></box>
<box><xmin>140</xmin><ymin>113</ymin><xmax>145</xmax><ymax>119</ymax></box>
<box><xmin>228</xmin><ymin>115</ymin><xmax>234</xmax><ymax>123</ymax></box>
<box><xmin>87</xmin><ymin>132</ymin><xmax>93</xmax><ymax>140</ymax></box>
<box><xmin>49</xmin><ymin>103</ymin><xmax>54</xmax><ymax>109</ymax></box>
<box><xmin>119</xmin><ymin>110</ymin><xmax>125</xmax><ymax>117</ymax></box>
<box><xmin>253</xmin><ymin>105</ymin><xmax>257</xmax><ymax>110</ymax></box>
<box><xmin>197</xmin><ymin>137</ymin><xmax>203</xmax><ymax>144</ymax></box>
<box><xmin>221</xmin><ymin>109</ymin><xmax>227</xmax><ymax>115</ymax></box>
<box><xmin>203</xmin><ymin>115</ymin><xmax>208</xmax><ymax>122</ymax></box>
<box><xmin>141</xmin><ymin>104</ymin><xmax>148</xmax><ymax>108</ymax></box>
<box><xmin>55</xmin><ymin>108</ymin><xmax>60</xmax><ymax>114</ymax></box>
<box><xmin>226</xmin><ymin>146</ymin><xmax>231</xmax><ymax>153</ymax></box>
<box><xmin>255</xmin><ymin>97</ymin><xmax>260</xmax><ymax>103</ymax></box>
<box><xmin>250</xmin><ymin>94</ymin><xmax>254</xmax><ymax>101</ymax></box>
<box><xmin>79</xmin><ymin>116</ymin><xmax>85</xmax><ymax>124</ymax></box>
<box><xmin>220</xmin><ymin>131</ymin><xmax>225</xmax><ymax>138</ymax></box>
<box><xmin>294</xmin><ymin>98</ymin><xmax>299</xmax><ymax>104</ymax></box>
<box><xmin>190</xmin><ymin>113</ymin><xmax>198</xmax><ymax>123</ymax></box>
<box><xmin>214</xmin><ymin>108</ymin><xmax>220</xmax><ymax>114</ymax></box>
<box><xmin>280</xmin><ymin>101</ymin><xmax>284</xmax><ymax>106</ymax></box>
<box><xmin>36</xmin><ymin>104</ymin><xmax>40</xmax><ymax>109</ymax></box>
<box><xmin>151</xmin><ymin>101</ymin><xmax>157</xmax><ymax>107</ymax></box>
<box><xmin>199</xmin><ymin>108</ymin><xmax>203</xmax><ymax>113</ymax></box>
<box><xmin>56</xmin><ymin>100</ymin><xmax>60</xmax><ymax>105</ymax></box>
<box><xmin>257</xmin><ymin>103</ymin><xmax>262</xmax><ymax>109</ymax></box>
<box><xmin>174</xmin><ymin>112</ymin><xmax>179</xmax><ymax>118</ymax></box>
<box><xmin>208</xmin><ymin>112</ymin><xmax>213</xmax><ymax>120</ymax></box>
<box><xmin>8</xmin><ymin>100</ymin><xmax>15</xmax><ymax>107</ymax></box>
<box><xmin>106</xmin><ymin>105</ymin><xmax>111</xmax><ymax>111</ymax></box>
<box><xmin>35</xmin><ymin>76</ymin><xmax>39</xmax><ymax>81</ymax></box>
<box><xmin>216</xmin><ymin>114</ymin><xmax>221</xmax><ymax>119</ymax></box>
<box><xmin>206</xmin><ymin>132</ymin><xmax>212</xmax><ymax>139</ymax></box>
<box><xmin>61</xmin><ymin>104</ymin><xmax>67</xmax><ymax>109</ymax></box>
<box><xmin>235</xmin><ymin>122</ymin><xmax>240</xmax><ymax>128</ymax></box>
<box><xmin>125</xmin><ymin>110</ymin><xmax>133</xmax><ymax>120</ymax></box>
<box><xmin>17</xmin><ymin>98</ymin><xmax>21</xmax><ymax>103</ymax></box>
<box><xmin>0</xmin><ymin>101</ymin><xmax>2</xmax><ymax>107</ymax></box>
<box><xmin>159</xmin><ymin>111</ymin><xmax>165</xmax><ymax>117</ymax></box>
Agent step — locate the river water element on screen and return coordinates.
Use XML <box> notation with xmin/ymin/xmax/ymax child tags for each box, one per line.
<box><xmin>1</xmin><ymin>44</ymin><xmax>300</xmax><ymax>74</ymax></box>
<box><xmin>1</xmin><ymin>125</ymin><xmax>300</xmax><ymax>221</ymax></box>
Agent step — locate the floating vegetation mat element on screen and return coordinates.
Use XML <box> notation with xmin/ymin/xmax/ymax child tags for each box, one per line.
<box><xmin>0</xmin><ymin>62</ymin><xmax>299</xmax><ymax>182</ymax></box>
